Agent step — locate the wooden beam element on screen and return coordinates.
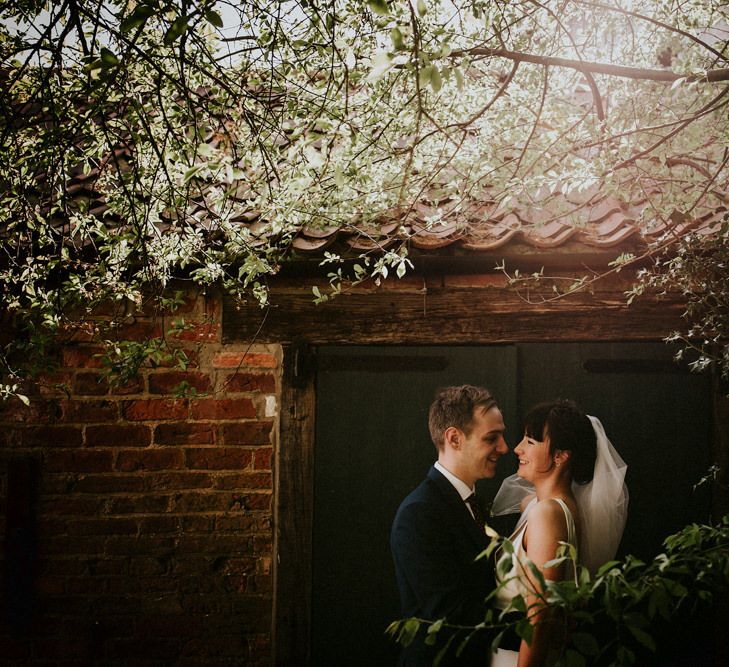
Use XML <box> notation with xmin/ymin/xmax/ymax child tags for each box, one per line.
<box><xmin>223</xmin><ymin>286</ymin><xmax>686</xmax><ymax>345</ymax></box>
<box><xmin>272</xmin><ymin>342</ymin><xmax>316</xmax><ymax>666</ymax></box>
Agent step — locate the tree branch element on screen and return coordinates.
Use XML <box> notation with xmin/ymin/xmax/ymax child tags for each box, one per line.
<box><xmin>449</xmin><ymin>46</ymin><xmax>729</xmax><ymax>83</ymax></box>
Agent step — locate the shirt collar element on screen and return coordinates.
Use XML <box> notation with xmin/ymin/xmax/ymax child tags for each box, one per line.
<box><xmin>434</xmin><ymin>461</ymin><xmax>474</xmax><ymax>501</ymax></box>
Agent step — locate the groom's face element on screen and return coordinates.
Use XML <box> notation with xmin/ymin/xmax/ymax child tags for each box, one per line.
<box><xmin>457</xmin><ymin>406</ymin><xmax>508</xmax><ymax>486</ymax></box>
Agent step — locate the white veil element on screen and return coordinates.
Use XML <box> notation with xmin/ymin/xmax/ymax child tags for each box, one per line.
<box><xmin>491</xmin><ymin>415</ymin><xmax>628</xmax><ymax>576</ymax></box>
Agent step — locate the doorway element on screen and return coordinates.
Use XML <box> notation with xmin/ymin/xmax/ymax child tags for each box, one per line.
<box><xmin>310</xmin><ymin>343</ymin><xmax>711</xmax><ymax>665</ymax></box>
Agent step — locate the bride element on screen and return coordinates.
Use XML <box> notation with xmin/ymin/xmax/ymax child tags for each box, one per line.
<box><xmin>489</xmin><ymin>401</ymin><xmax>628</xmax><ymax>667</ymax></box>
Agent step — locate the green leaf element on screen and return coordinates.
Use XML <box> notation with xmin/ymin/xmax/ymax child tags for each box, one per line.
<box><xmin>571</xmin><ymin>632</ymin><xmax>600</xmax><ymax>656</ymax></box>
<box><xmin>18</xmin><ymin>394</ymin><xmax>30</xmax><ymax>406</ymax></box>
<box><xmin>99</xmin><ymin>48</ymin><xmax>119</xmax><ymax>67</ymax></box>
<box><xmin>164</xmin><ymin>16</ymin><xmax>190</xmax><ymax>45</ymax></box>
<box><xmin>627</xmin><ymin>625</ymin><xmax>657</xmax><ymax>652</ymax></box>
<box><xmin>430</xmin><ymin>65</ymin><xmax>442</xmax><ymax>92</ymax></box>
<box><xmin>390</xmin><ymin>27</ymin><xmax>405</xmax><ymax>50</ymax></box>
<box><xmin>120</xmin><ymin>4</ymin><xmax>155</xmax><ymax>33</ymax></box>
<box><xmin>399</xmin><ymin>618</ymin><xmax>420</xmax><ymax>646</ymax></box>
<box><xmin>205</xmin><ymin>10</ymin><xmax>224</xmax><ymax>28</ymax></box>
<box><xmin>368</xmin><ymin>0</ymin><xmax>389</xmax><ymax>16</ymax></box>
<box><xmin>417</xmin><ymin>0</ymin><xmax>427</xmax><ymax>16</ymax></box>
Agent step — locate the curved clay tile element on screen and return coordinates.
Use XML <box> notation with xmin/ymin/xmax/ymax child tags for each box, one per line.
<box><xmin>579</xmin><ymin>212</ymin><xmax>639</xmax><ymax>247</ymax></box>
<box><xmin>586</xmin><ymin>197</ymin><xmax>623</xmax><ymax>224</ymax></box>
<box><xmin>346</xmin><ymin>235</ymin><xmax>399</xmax><ymax>252</ymax></box>
<box><xmin>291</xmin><ymin>235</ymin><xmax>337</xmax><ymax>253</ymax></box>
<box><xmin>522</xmin><ymin>220</ymin><xmax>579</xmax><ymax>248</ymax></box>
<box><xmin>461</xmin><ymin>223</ymin><xmax>521</xmax><ymax>251</ymax></box>
<box><xmin>410</xmin><ymin>234</ymin><xmax>460</xmax><ymax>250</ymax></box>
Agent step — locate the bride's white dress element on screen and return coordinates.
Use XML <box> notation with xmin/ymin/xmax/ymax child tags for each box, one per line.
<box><xmin>489</xmin><ymin>498</ymin><xmax>577</xmax><ymax>667</ymax></box>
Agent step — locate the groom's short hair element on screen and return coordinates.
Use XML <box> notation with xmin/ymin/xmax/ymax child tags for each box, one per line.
<box><xmin>428</xmin><ymin>385</ymin><xmax>497</xmax><ymax>450</ymax></box>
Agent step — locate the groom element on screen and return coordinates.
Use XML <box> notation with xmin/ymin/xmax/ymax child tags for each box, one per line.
<box><xmin>390</xmin><ymin>385</ymin><xmax>510</xmax><ymax>666</ymax></box>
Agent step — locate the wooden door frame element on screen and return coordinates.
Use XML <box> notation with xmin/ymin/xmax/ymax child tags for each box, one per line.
<box><xmin>255</xmin><ymin>283</ymin><xmax>725</xmax><ymax>664</ymax></box>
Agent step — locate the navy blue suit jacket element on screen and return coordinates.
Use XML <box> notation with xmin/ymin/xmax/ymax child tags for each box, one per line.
<box><xmin>390</xmin><ymin>466</ymin><xmax>496</xmax><ymax>666</ymax></box>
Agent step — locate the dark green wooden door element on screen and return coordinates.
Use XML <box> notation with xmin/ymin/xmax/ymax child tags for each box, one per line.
<box><xmin>311</xmin><ymin>343</ymin><xmax>711</xmax><ymax>665</ymax></box>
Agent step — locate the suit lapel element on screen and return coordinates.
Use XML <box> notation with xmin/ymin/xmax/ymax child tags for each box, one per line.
<box><xmin>428</xmin><ymin>466</ymin><xmax>489</xmax><ymax>549</ymax></box>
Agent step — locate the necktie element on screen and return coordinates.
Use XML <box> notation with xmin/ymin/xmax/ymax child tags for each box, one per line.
<box><xmin>465</xmin><ymin>493</ymin><xmax>486</xmax><ymax>531</ymax></box>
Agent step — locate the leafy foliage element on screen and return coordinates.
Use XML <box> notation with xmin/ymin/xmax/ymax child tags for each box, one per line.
<box><xmin>1</xmin><ymin>1</ymin><xmax>729</xmax><ymax>397</ymax></box>
<box><xmin>387</xmin><ymin>515</ymin><xmax>729</xmax><ymax>666</ymax></box>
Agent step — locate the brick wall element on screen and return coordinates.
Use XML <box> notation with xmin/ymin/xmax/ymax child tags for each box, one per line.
<box><xmin>0</xmin><ymin>291</ymin><xmax>280</xmax><ymax>665</ymax></box>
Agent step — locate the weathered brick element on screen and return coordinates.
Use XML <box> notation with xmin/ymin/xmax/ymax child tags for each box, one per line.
<box><xmin>149</xmin><ymin>371</ymin><xmax>211</xmax><ymax>395</ymax></box>
<box><xmin>221</xmin><ymin>372</ymin><xmax>276</xmax><ymax>393</ymax></box>
<box><xmin>25</xmin><ymin>425</ymin><xmax>84</xmax><ymax>447</ymax></box>
<box><xmin>60</xmin><ymin>399</ymin><xmax>118</xmax><ymax>423</ymax></box>
<box><xmin>155</xmin><ymin>422</ymin><xmax>214</xmax><ymax>445</ymax></box>
<box><xmin>253</xmin><ymin>447</ymin><xmax>273</xmax><ymax>470</ymax></box>
<box><xmin>38</xmin><ymin>495</ymin><xmax>106</xmax><ymax>516</ymax></box>
<box><xmin>104</xmin><ymin>535</ymin><xmax>176</xmax><ymax>556</ymax></box>
<box><xmin>116</xmin><ymin>449</ymin><xmax>184</xmax><ymax>472</ymax></box>
<box><xmin>147</xmin><ymin>471</ymin><xmax>214</xmax><ymax>490</ymax></box>
<box><xmin>212</xmin><ymin>351</ymin><xmax>277</xmax><ymax>369</ymax></box>
<box><xmin>86</xmin><ymin>424</ymin><xmax>151</xmax><ymax>447</ymax></box>
<box><xmin>109</xmin><ymin>375</ymin><xmax>146</xmax><ymax>395</ymax></box>
<box><xmin>185</xmin><ymin>448</ymin><xmax>253</xmax><ymax>471</ymax></box>
<box><xmin>111</xmin><ymin>320</ymin><xmax>164</xmax><ymax>341</ymax></box>
<box><xmin>67</xmin><ymin>518</ymin><xmax>138</xmax><ymax>536</ymax></box>
<box><xmin>122</xmin><ymin>398</ymin><xmax>188</xmax><ymax>421</ymax></box>
<box><xmin>138</xmin><ymin>516</ymin><xmax>180</xmax><ymax>533</ymax></box>
<box><xmin>221</xmin><ymin>421</ymin><xmax>272</xmax><ymax>446</ymax></box>
<box><xmin>190</xmin><ymin>398</ymin><xmax>256</xmax><ymax>421</ymax></box>
<box><xmin>73</xmin><ymin>474</ymin><xmax>147</xmax><ymax>493</ymax></box>
<box><xmin>62</xmin><ymin>346</ymin><xmax>106</xmax><ymax>368</ymax></box>
<box><xmin>73</xmin><ymin>372</ymin><xmax>108</xmax><ymax>396</ymax></box>
<box><xmin>44</xmin><ymin>449</ymin><xmax>113</xmax><ymax>473</ymax></box>
<box><xmin>180</xmin><ymin>515</ymin><xmax>214</xmax><ymax>532</ymax></box>
<box><xmin>0</xmin><ymin>398</ymin><xmax>61</xmax><ymax>423</ymax></box>
<box><xmin>214</xmin><ymin>472</ymin><xmax>272</xmax><ymax>490</ymax></box>
<box><xmin>214</xmin><ymin>515</ymin><xmax>257</xmax><ymax>532</ymax></box>
<box><xmin>171</xmin><ymin>492</ymin><xmax>241</xmax><ymax>513</ymax></box>
<box><xmin>107</xmin><ymin>494</ymin><xmax>170</xmax><ymax>514</ymax></box>
<box><xmin>171</xmin><ymin>319</ymin><xmax>220</xmax><ymax>343</ymax></box>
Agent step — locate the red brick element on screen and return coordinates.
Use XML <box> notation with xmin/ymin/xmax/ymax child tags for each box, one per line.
<box><xmin>107</xmin><ymin>494</ymin><xmax>170</xmax><ymax>514</ymax></box>
<box><xmin>73</xmin><ymin>474</ymin><xmax>147</xmax><ymax>493</ymax></box>
<box><xmin>37</xmin><ymin>370</ymin><xmax>74</xmax><ymax>396</ymax></box>
<box><xmin>155</xmin><ymin>422</ymin><xmax>214</xmax><ymax>445</ymax></box>
<box><xmin>67</xmin><ymin>518</ymin><xmax>138</xmax><ymax>535</ymax></box>
<box><xmin>60</xmin><ymin>399</ymin><xmax>118</xmax><ymax>423</ymax></box>
<box><xmin>104</xmin><ymin>535</ymin><xmax>176</xmax><ymax>556</ymax></box>
<box><xmin>0</xmin><ymin>398</ymin><xmax>60</xmax><ymax>423</ymax></box>
<box><xmin>62</xmin><ymin>346</ymin><xmax>106</xmax><ymax>368</ymax></box>
<box><xmin>147</xmin><ymin>471</ymin><xmax>214</xmax><ymax>490</ymax></box>
<box><xmin>214</xmin><ymin>472</ymin><xmax>272</xmax><ymax>490</ymax></box>
<box><xmin>171</xmin><ymin>493</ymin><xmax>241</xmax><ymax>513</ymax></box>
<box><xmin>180</xmin><ymin>515</ymin><xmax>214</xmax><ymax>532</ymax></box>
<box><xmin>25</xmin><ymin>425</ymin><xmax>84</xmax><ymax>447</ymax></box>
<box><xmin>73</xmin><ymin>372</ymin><xmax>108</xmax><ymax>395</ymax></box>
<box><xmin>110</xmin><ymin>375</ymin><xmax>146</xmax><ymax>395</ymax></box>
<box><xmin>149</xmin><ymin>371</ymin><xmax>211</xmax><ymax>395</ymax></box>
<box><xmin>185</xmin><ymin>448</ymin><xmax>253</xmax><ymax>470</ymax></box>
<box><xmin>86</xmin><ymin>424</ymin><xmax>151</xmax><ymax>447</ymax></box>
<box><xmin>122</xmin><ymin>398</ymin><xmax>188</xmax><ymax>421</ymax></box>
<box><xmin>214</xmin><ymin>515</ymin><xmax>257</xmax><ymax>532</ymax></box>
<box><xmin>253</xmin><ymin>447</ymin><xmax>273</xmax><ymax>470</ymax></box>
<box><xmin>221</xmin><ymin>372</ymin><xmax>276</xmax><ymax>393</ymax></box>
<box><xmin>116</xmin><ymin>448</ymin><xmax>183</xmax><ymax>472</ymax></box>
<box><xmin>239</xmin><ymin>493</ymin><xmax>271</xmax><ymax>511</ymax></box>
<box><xmin>138</xmin><ymin>516</ymin><xmax>180</xmax><ymax>533</ymax></box>
<box><xmin>111</xmin><ymin>320</ymin><xmax>164</xmax><ymax>340</ymax></box>
<box><xmin>172</xmin><ymin>319</ymin><xmax>220</xmax><ymax>343</ymax></box>
<box><xmin>44</xmin><ymin>449</ymin><xmax>113</xmax><ymax>473</ymax></box>
<box><xmin>190</xmin><ymin>398</ymin><xmax>256</xmax><ymax>420</ymax></box>
<box><xmin>38</xmin><ymin>495</ymin><xmax>106</xmax><ymax>516</ymax></box>
<box><xmin>212</xmin><ymin>351</ymin><xmax>277</xmax><ymax>369</ymax></box>
<box><xmin>221</xmin><ymin>421</ymin><xmax>272</xmax><ymax>445</ymax></box>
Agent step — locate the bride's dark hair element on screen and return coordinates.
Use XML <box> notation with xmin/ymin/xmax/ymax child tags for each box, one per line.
<box><xmin>523</xmin><ymin>400</ymin><xmax>597</xmax><ymax>484</ymax></box>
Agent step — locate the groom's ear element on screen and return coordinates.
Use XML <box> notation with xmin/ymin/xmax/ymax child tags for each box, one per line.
<box><xmin>444</xmin><ymin>426</ymin><xmax>460</xmax><ymax>449</ymax></box>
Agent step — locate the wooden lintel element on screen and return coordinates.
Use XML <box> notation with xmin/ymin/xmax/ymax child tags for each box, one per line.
<box><xmin>223</xmin><ymin>286</ymin><xmax>685</xmax><ymax>345</ymax></box>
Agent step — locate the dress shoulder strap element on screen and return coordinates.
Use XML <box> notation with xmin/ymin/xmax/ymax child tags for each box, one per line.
<box><xmin>552</xmin><ymin>497</ymin><xmax>578</xmax><ymax>582</ymax></box>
